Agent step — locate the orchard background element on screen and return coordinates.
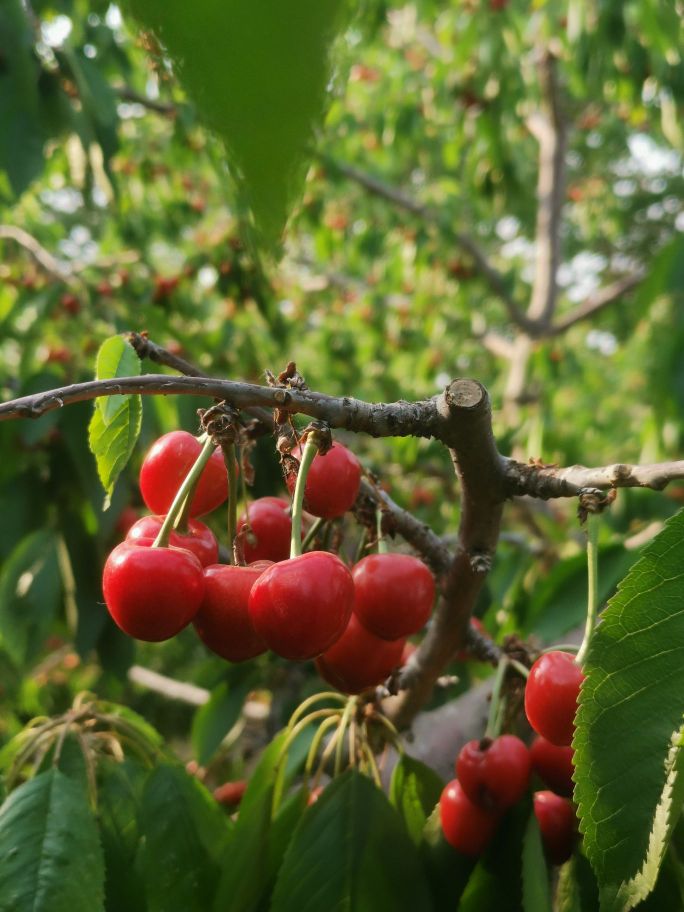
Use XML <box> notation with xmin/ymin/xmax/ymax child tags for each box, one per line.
<box><xmin>1</xmin><ymin>1</ymin><xmax>684</xmax><ymax>910</ymax></box>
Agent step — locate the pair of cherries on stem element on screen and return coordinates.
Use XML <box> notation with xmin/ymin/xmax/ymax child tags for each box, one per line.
<box><xmin>104</xmin><ymin>431</ymin><xmax>229</xmax><ymax>641</ymax></box>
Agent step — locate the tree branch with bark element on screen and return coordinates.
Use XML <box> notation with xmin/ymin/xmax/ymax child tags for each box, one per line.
<box><xmin>2</xmin><ymin>350</ymin><xmax>684</xmax><ymax>728</ymax></box>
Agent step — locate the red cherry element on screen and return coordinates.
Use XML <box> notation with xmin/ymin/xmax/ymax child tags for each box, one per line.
<box><xmin>439</xmin><ymin>779</ymin><xmax>500</xmax><ymax>857</ymax></box>
<box><xmin>214</xmin><ymin>779</ymin><xmax>248</xmax><ymax>807</ymax></box>
<box><xmin>193</xmin><ymin>563</ymin><xmax>270</xmax><ymax>662</ymax></box>
<box><xmin>127</xmin><ymin>514</ymin><xmax>218</xmax><ymax>567</ymax></box>
<box><xmin>456</xmin><ymin>735</ymin><xmax>531</xmax><ymax>811</ymax></box>
<box><xmin>525</xmin><ymin>651</ymin><xmax>585</xmax><ymax>747</ymax></box>
<box><xmin>455</xmin><ymin>617</ymin><xmax>487</xmax><ymax>662</ymax></box>
<box><xmin>139</xmin><ymin>431</ymin><xmax>230</xmax><ymax>517</ymax></box>
<box><xmin>248</xmin><ymin>551</ymin><xmax>354</xmax><ymax>660</ymax></box>
<box><xmin>237</xmin><ymin>497</ymin><xmax>292</xmax><ymax>563</ymax></box>
<box><xmin>115</xmin><ymin>506</ymin><xmax>139</xmax><ymax>537</ymax></box>
<box><xmin>351</xmin><ymin>553</ymin><xmax>434</xmax><ymax>640</ymax></box>
<box><xmin>102</xmin><ymin>539</ymin><xmax>204</xmax><ymax>641</ymax></box>
<box><xmin>533</xmin><ymin>791</ymin><xmax>577</xmax><ymax>865</ymax></box>
<box><xmin>286</xmin><ymin>442</ymin><xmax>361</xmax><ymax>519</ymax></box>
<box><xmin>315</xmin><ymin>614</ymin><xmax>405</xmax><ymax>694</ymax></box>
<box><xmin>530</xmin><ymin>736</ymin><xmax>575</xmax><ymax>798</ymax></box>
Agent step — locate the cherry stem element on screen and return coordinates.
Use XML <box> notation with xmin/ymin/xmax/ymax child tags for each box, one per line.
<box><xmin>305</xmin><ymin>714</ymin><xmax>340</xmax><ymax>777</ymax></box>
<box><xmin>173</xmin><ymin>494</ymin><xmax>192</xmax><ymax>534</ymax></box>
<box><xmin>577</xmin><ymin>511</ymin><xmax>600</xmax><ymax>666</ymax></box>
<box><xmin>272</xmin><ymin>708</ymin><xmax>337</xmax><ymax>813</ymax></box>
<box><xmin>376</xmin><ymin>508</ymin><xmax>388</xmax><ymax>554</ymax></box>
<box><xmin>334</xmin><ymin>696</ymin><xmax>358</xmax><ymax>776</ymax></box>
<box><xmin>286</xmin><ymin>691</ymin><xmax>346</xmax><ymax>732</ymax></box>
<box><xmin>223</xmin><ymin>442</ymin><xmax>237</xmax><ymax>566</ymax></box>
<box><xmin>353</xmin><ymin>528</ymin><xmax>368</xmax><ymax>564</ymax></box>
<box><xmin>484</xmin><ymin>655</ymin><xmax>509</xmax><ymax>740</ymax></box>
<box><xmin>152</xmin><ymin>436</ymin><xmax>216</xmax><ymax>548</ymax></box>
<box><xmin>507</xmin><ymin>658</ymin><xmax>530</xmax><ymax>679</ymax></box>
<box><xmin>290</xmin><ymin>433</ymin><xmax>320</xmax><ymax>559</ymax></box>
<box><xmin>541</xmin><ymin>643</ymin><xmax>580</xmax><ymax>655</ymax></box>
<box><xmin>301</xmin><ymin>516</ymin><xmax>325</xmax><ymax>552</ymax></box>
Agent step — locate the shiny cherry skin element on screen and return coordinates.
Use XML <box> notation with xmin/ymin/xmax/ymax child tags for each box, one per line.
<box><xmin>286</xmin><ymin>442</ymin><xmax>361</xmax><ymax>519</ymax></box>
<box><xmin>533</xmin><ymin>790</ymin><xmax>577</xmax><ymax>865</ymax></box>
<box><xmin>439</xmin><ymin>779</ymin><xmax>500</xmax><ymax>857</ymax></box>
<box><xmin>193</xmin><ymin>562</ymin><xmax>270</xmax><ymax>661</ymax></box>
<box><xmin>456</xmin><ymin>735</ymin><xmax>531</xmax><ymax>811</ymax></box>
<box><xmin>315</xmin><ymin>613</ymin><xmax>405</xmax><ymax>694</ymax></box>
<box><xmin>139</xmin><ymin>430</ymin><xmax>229</xmax><ymax>517</ymax></box>
<box><xmin>525</xmin><ymin>651</ymin><xmax>585</xmax><ymax>747</ymax></box>
<box><xmin>127</xmin><ymin>514</ymin><xmax>218</xmax><ymax>567</ymax></box>
<box><xmin>237</xmin><ymin>497</ymin><xmax>292</xmax><ymax>563</ymax></box>
<box><xmin>352</xmin><ymin>553</ymin><xmax>435</xmax><ymax>640</ymax></box>
<box><xmin>248</xmin><ymin>551</ymin><xmax>354</xmax><ymax>660</ymax></box>
<box><xmin>102</xmin><ymin>539</ymin><xmax>204</xmax><ymax>641</ymax></box>
<box><xmin>530</xmin><ymin>736</ymin><xmax>575</xmax><ymax>798</ymax></box>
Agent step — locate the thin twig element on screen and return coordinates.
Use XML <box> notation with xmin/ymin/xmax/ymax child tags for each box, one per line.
<box><xmin>548</xmin><ymin>272</ymin><xmax>645</xmax><ymax>335</ymax></box>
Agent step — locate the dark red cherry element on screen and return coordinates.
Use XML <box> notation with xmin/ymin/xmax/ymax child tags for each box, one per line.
<box><xmin>525</xmin><ymin>651</ymin><xmax>585</xmax><ymax>747</ymax></box>
<box><xmin>193</xmin><ymin>562</ymin><xmax>270</xmax><ymax>661</ymax></box>
<box><xmin>456</xmin><ymin>735</ymin><xmax>531</xmax><ymax>811</ymax></box>
<box><xmin>102</xmin><ymin>539</ymin><xmax>204</xmax><ymax>641</ymax></box>
<box><xmin>315</xmin><ymin>614</ymin><xmax>405</xmax><ymax>694</ymax></box>
<box><xmin>286</xmin><ymin>442</ymin><xmax>361</xmax><ymax>519</ymax></box>
<box><xmin>139</xmin><ymin>431</ymin><xmax>229</xmax><ymax>517</ymax></box>
<box><xmin>248</xmin><ymin>551</ymin><xmax>354</xmax><ymax>660</ymax></box>
<box><xmin>352</xmin><ymin>553</ymin><xmax>435</xmax><ymax>640</ymax></box>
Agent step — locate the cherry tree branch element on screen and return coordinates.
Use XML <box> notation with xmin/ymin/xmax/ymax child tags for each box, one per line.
<box><xmin>0</xmin><ymin>224</ymin><xmax>75</xmax><ymax>285</ymax></box>
<box><xmin>324</xmin><ymin>158</ymin><xmax>535</xmax><ymax>333</ymax></box>
<box><xmin>387</xmin><ymin>380</ymin><xmax>507</xmax><ymax>728</ymax></box>
<box><xmin>525</xmin><ymin>51</ymin><xmax>567</xmax><ymax>332</ymax></box>
<box><xmin>548</xmin><ymin>272</ymin><xmax>645</xmax><ymax>335</ymax></box>
<box><xmin>2</xmin><ymin>369</ymin><xmax>684</xmax><ymax>727</ymax></box>
<box><xmin>505</xmin><ymin>459</ymin><xmax>684</xmax><ymax>497</ymax></box>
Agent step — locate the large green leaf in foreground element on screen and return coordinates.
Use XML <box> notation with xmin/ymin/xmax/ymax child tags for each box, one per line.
<box><xmin>0</xmin><ymin>769</ymin><xmax>104</xmax><ymax>912</ymax></box>
<box><xmin>271</xmin><ymin>769</ymin><xmax>433</xmax><ymax>912</ymax></box>
<box><xmin>574</xmin><ymin>508</ymin><xmax>684</xmax><ymax>911</ymax></box>
<box><xmin>125</xmin><ymin>0</ymin><xmax>350</xmax><ymax>248</ymax></box>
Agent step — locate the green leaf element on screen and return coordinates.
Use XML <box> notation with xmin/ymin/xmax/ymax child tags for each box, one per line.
<box><xmin>0</xmin><ymin>1</ymin><xmax>45</xmax><ymax>198</ymax></box>
<box><xmin>94</xmin><ymin>336</ymin><xmax>141</xmax><ymax>423</ymax></box>
<box><xmin>270</xmin><ymin>769</ymin><xmax>434</xmax><ymax>912</ymax></box>
<box><xmin>212</xmin><ymin>729</ymin><xmax>308</xmax><ymax>912</ymax></box>
<box><xmin>574</xmin><ymin>509</ymin><xmax>684</xmax><ymax>911</ymax></box>
<box><xmin>98</xmin><ymin>759</ymin><xmax>149</xmax><ymax>912</ymax></box>
<box><xmin>124</xmin><ymin>0</ymin><xmax>351</xmax><ymax>248</ymax></box>
<box><xmin>458</xmin><ymin>799</ymin><xmax>530</xmax><ymax>912</ymax></box>
<box><xmin>522</xmin><ymin>811</ymin><xmax>552</xmax><ymax>912</ymax></box>
<box><xmin>420</xmin><ymin>804</ymin><xmax>475</xmax><ymax>909</ymax></box>
<box><xmin>0</xmin><ymin>528</ymin><xmax>61</xmax><ymax>667</ymax></box>
<box><xmin>138</xmin><ymin>763</ymin><xmax>231</xmax><ymax>912</ymax></box>
<box><xmin>390</xmin><ymin>754</ymin><xmax>444</xmax><ymax>844</ymax></box>
<box><xmin>191</xmin><ymin>677</ymin><xmax>253</xmax><ymax>766</ymax></box>
<box><xmin>556</xmin><ymin>854</ymin><xmax>600</xmax><ymax>912</ymax></box>
<box><xmin>0</xmin><ymin>768</ymin><xmax>105</xmax><ymax>912</ymax></box>
<box><xmin>88</xmin><ymin>336</ymin><xmax>142</xmax><ymax>505</ymax></box>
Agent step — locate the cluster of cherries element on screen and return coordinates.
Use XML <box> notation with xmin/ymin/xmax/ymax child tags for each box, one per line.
<box><xmin>102</xmin><ymin>429</ymin><xmax>436</xmax><ymax>690</ymax></box>
<box><xmin>440</xmin><ymin>649</ymin><xmax>584</xmax><ymax>865</ymax></box>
